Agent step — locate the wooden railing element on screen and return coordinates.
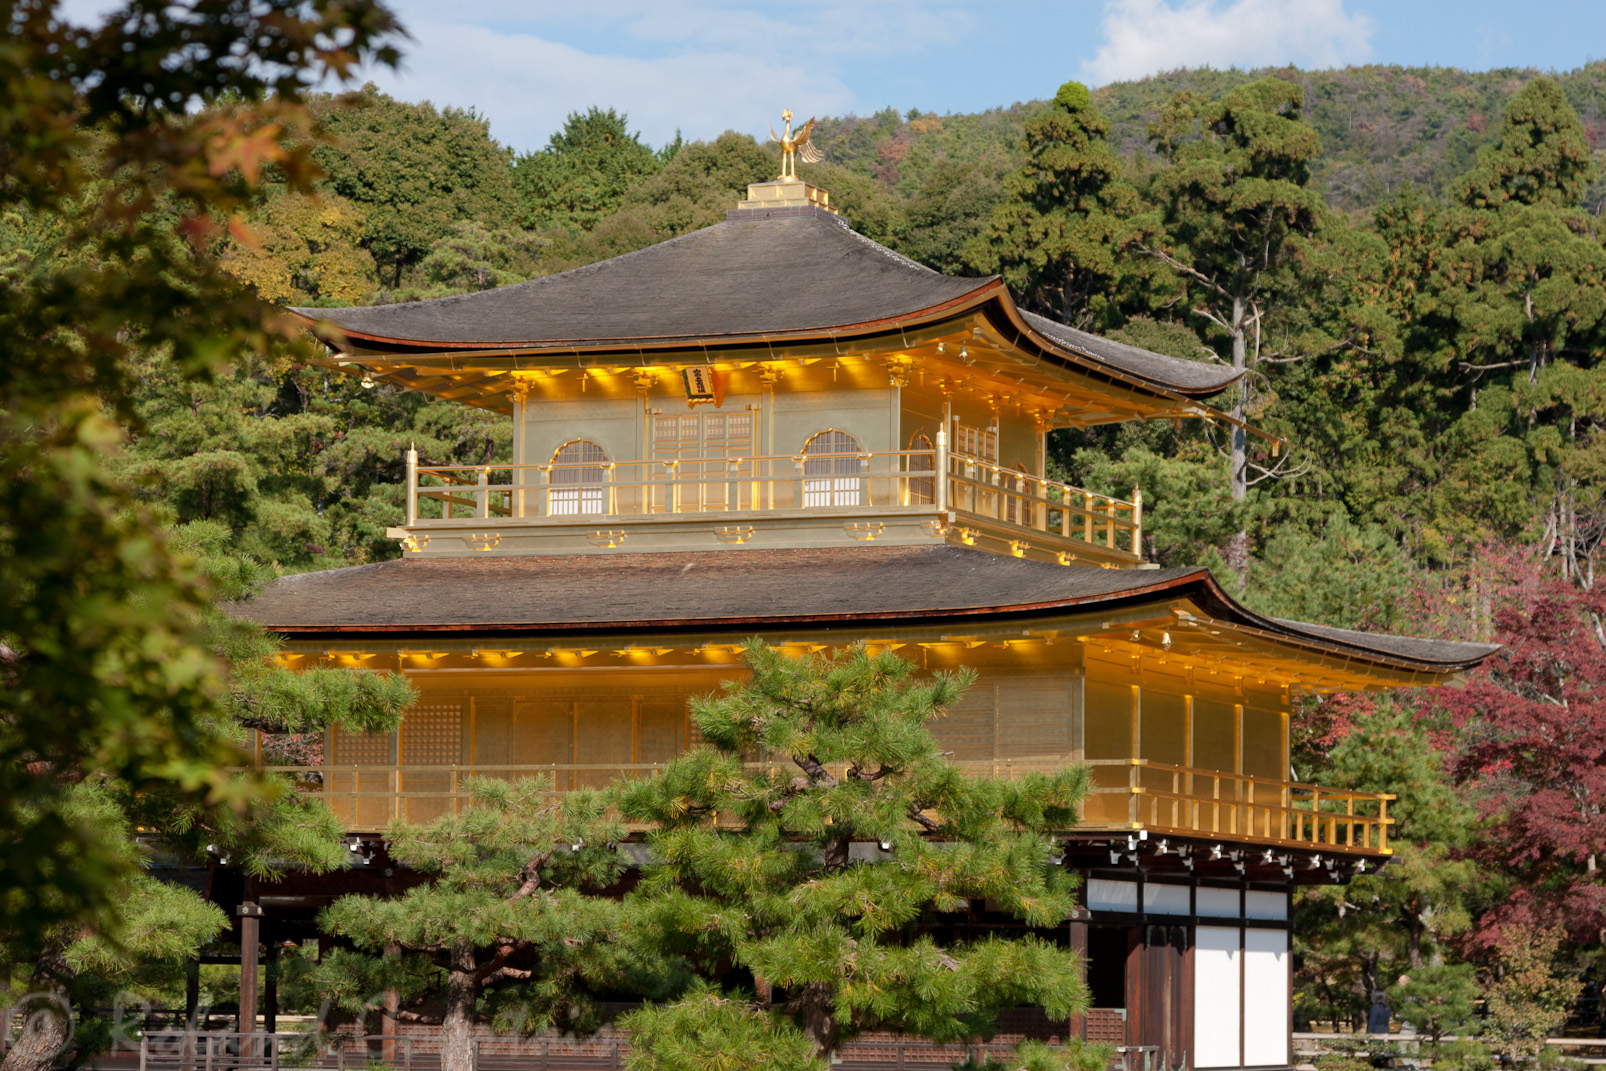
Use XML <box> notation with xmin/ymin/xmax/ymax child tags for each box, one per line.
<box><xmin>263</xmin><ymin>756</ymin><xmax>1390</xmax><ymax>852</ymax></box>
<box><xmin>399</xmin><ymin>440</ymin><xmax>1142</xmax><ymax>558</ymax></box>
<box><xmin>1082</xmin><ymin>759</ymin><xmax>1393</xmax><ymax>853</ymax></box>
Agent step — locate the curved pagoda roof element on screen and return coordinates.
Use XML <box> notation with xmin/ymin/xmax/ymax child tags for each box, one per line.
<box><xmin>237</xmin><ymin>545</ymin><xmax>1498</xmax><ymax>687</ymax></box>
<box><xmin>292</xmin><ymin>206</ymin><xmax>1240</xmax><ymax>401</ymax></box>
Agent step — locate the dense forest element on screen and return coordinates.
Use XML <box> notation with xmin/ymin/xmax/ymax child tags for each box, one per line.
<box><xmin>5</xmin><ymin>33</ymin><xmax>1606</xmax><ymax>1057</ymax></box>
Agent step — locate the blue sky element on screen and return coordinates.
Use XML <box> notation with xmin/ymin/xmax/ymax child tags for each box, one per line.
<box><xmin>62</xmin><ymin>0</ymin><xmax>1606</xmax><ymax>153</ymax></box>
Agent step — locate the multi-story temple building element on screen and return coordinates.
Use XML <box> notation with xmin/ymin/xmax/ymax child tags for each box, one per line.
<box><xmin>239</xmin><ymin>171</ymin><xmax>1497</xmax><ymax>1070</ymax></box>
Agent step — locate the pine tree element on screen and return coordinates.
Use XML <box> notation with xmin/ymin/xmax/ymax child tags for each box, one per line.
<box><xmin>1137</xmin><ymin>78</ymin><xmax>1340</xmax><ymax>580</ymax></box>
<box><xmin>317</xmin><ymin>779</ymin><xmax>645</xmax><ymax>1071</ymax></box>
<box><xmin>968</xmin><ymin>81</ymin><xmax>1137</xmax><ymax>327</ymax></box>
<box><xmin>614</xmin><ymin>641</ymin><xmax>1102</xmax><ymax>1067</ymax></box>
<box><xmin>1388</xmin><ymin>963</ymin><xmax>1478</xmax><ymax>1047</ymax></box>
<box><xmin>1294</xmin><ymin>700</ymin><xmax>1479</xmax><ymax>1026</ymax></box>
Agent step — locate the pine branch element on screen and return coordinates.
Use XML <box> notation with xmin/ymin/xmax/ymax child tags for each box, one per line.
<box><xmin>793</xmin><ymin>754</ymin><xmax>837</xmax><ymax>787</ymax></box>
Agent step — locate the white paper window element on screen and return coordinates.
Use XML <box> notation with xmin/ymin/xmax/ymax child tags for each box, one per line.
<box><xmin>1244</xmin><ymin>928</ymin><xmax>1290</xmax><ymax>1066</ymax></box>
<box><xmin>1144</xmin><ymin>883</ymin><xmax>1189</xmax><ymax>915</ymax></box>
<box><xmin>1197</xmin><ymin>887</ymin><xmax>1241</xmax><ymax>918</ymax></box>
<box><xmin>1246</xmin><ymin>890</ymin><xmax>1289</xmax><ymax>920</ymax></box>
<box><xmin>1194</xmin><ymin>926</ymin><xmax>1241</xmax><ymax>1067</ymax></box>
<box><xmin>1085</xmin><ymin>878</ymin><xmax>1138</xmax><ymax>912</ymax></box>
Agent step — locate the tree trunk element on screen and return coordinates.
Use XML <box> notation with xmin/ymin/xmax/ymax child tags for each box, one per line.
<box><xmin>822</xmin><ymin>832</ymin><xmax>850</xmax><ymax>872</ymax></box>
<box><xmin>797</xmin><ymin>982</ymin><xmax>841</xmax><ymax>1064</ymax></box>
<box><xmin>439</xmin><ymin>944</ymin><xmax>478</xmax><ymax>1071</ymax></box>
<box><xmin>1226</xmin><ymin>296</ymin><xmax>1250</xmax><ymax>589</ymax></box>
<box><xmin>1406</xmin><ymin>909</ymin><xmax>1424</xmax><ymax>970</ymax></box>
<box><xmin>1</xmin><ymin>988</ymin><xmax>73</xmax><ymax>1071</ymax></box>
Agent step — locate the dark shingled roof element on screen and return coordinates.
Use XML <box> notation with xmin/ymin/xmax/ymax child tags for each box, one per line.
<box><xmin>295</xmin><ymin>215</ymin><xmax>980</xmax><ymax>347</ymax></box>
<box><xmin>1271</xmin><ymin>618</ymin><xmax>1499</xmax><ymax>666</ymax></box>
<box><xmin>240</xmin><ymin>545</ymin><xmax>1497</xmax><ymax>672</ymax></box>
<box><xmin>293</xmin><ymin>212</ymin><xmax>1240</xmax><ymax>398</ymax></box>
<box><xmin>1019</xmin><ymin>311</ymin><xmax>1236</xmax><ymax>396</ymax></box>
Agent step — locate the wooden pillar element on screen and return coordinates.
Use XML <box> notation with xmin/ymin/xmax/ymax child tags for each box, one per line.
<box><xmin>184</xmin><ymin>959</ymin><xmax>200</xmax><ymax>1031</ymax></box>
<box><xmin>1068</xmin><ymin>914</ymin><xmax>1089</xmax><ymax>1041</ymax></box>
<box><xmin>238</xmin><ymin>882</ymin><xmax>261</xmax><ymax>1048</ymax></box>
<box><xmin>1125</xmin><ymin>925</ymin><xmax>1144</xmax><ymax>1054</ymax></box>
<box><xmin>263</xmin><ymin>941</ymin><xmax>279</xmax><ymax>1035</ymax></box>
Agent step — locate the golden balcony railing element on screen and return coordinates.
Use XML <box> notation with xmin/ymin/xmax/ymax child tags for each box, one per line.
<box><xmin>399</xmin><ymin>442</ymin><xmax>1142</xmax><ymax>561</ymax></box>
<box><xmin>261</xmin><ymin>756</ymin><xmax>1389</xmax><ymax>853</ymax></box>
<box><xmin>1082</xmin><ymin>758</ymin><xmax>1392</xmax><ymax>854</ymax></box>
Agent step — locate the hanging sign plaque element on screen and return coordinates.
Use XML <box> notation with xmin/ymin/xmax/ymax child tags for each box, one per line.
<box><xmin>681</xmin><ymin>366</ymin><xmax>716</xmax><ymax>403</ymax></box>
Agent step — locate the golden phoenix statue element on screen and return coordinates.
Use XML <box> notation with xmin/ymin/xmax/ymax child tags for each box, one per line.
<box><xmin>769</xmin><ymin>108</ymin><xmax>822</xmax><ymax>182</ymax></box>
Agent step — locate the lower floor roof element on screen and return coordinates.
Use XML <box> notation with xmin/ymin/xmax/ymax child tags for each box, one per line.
<box><xmin>237</xmin><ymin>545</ymin><xmax>1497</xmax><ymax>677</ymax></box>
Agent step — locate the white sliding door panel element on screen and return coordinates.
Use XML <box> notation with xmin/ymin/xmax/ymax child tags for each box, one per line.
<box><xmin>1243</xmin><ymin>928</ymin><xmax>1290</xmax><ymax>1066</ymax></box>
<box><xmin>1194</xmin><ymin>926</ymin><xmax>1241</xmax><ymax>1067</ymax></box>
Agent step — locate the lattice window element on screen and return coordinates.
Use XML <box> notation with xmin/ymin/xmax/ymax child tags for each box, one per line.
<box><xmin>330</xmin><ymin>725</ymin><xmax>392</xmax><ymax>765</ymax></box>
<box><xmin>651</xmin><ymin>411</ymin><xmax>755</xmax><ymax>511</ymax></box>
<box><xmin>802</xmin><ymin>429</ymin><xmax>862</xmax><ymax>508</ymax></box>
<box><xmin>401</xmin><ymin>702</ymin><xmax>463</xmax><ymax>765</ymax></box>
<box><xmin>951</xmin><ymin>420</ymin><xmax>997</xmax><ymax>461</ymax></box>
<box><xmin>549</xmin><ymin>439</ymin><xmax>608</xmax><ymax>516</ymax></box>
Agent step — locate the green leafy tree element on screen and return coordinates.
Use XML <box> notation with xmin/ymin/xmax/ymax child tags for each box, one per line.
<box><xmin>556</xmin><ymin>132</ymin><xmax>774</xmax><ymax>267</ymax></box>
<box><xmin>898</xmin><ymin>160</ymin><xmax>1008</xmax><ymax>276</ymax></box>
<box><xmin>421</xmin><ymin>220</ymin><xmax>548</xmax><ymax>292</ymax></box>
<box><xmin>0</xmin><ymin>0</ymin><xmax>400</xmax><ymax>966</ymax></box>
<box><xmin>969</xmin><ymin>80</ymin><xmax>1137</xmax><ymax>327</ymax></box>
<box><xmin>3</xmin><ymin>521</ymin><xmax>413</xmax><ymax>1071</ymax></box>
<box><xmin>220</xmin><ymin>188</ymin><xmax>377</xmax><ymax>305</ymax></box>
<box><xmin>1483</xmin><ymin>926</ymin><xmax>1582</xmax><ymax>1067</ymax></box>
<box><xmin>317</xmin><ymin>780</ymin><xmax>639</xmax><ymax>1071</ymax></box>
<box><xmin>514</xmin><ymin>108</ymin><xmax>662</xmax><ymax>233</ymax></box>
<box><xmin>111</xmin><ymin>345</ymin><xmax>509</xmax><ymax>568</ymax></box>
<box><xmin>315</xmin><ymin>86</ymin><xmax>518</xmax><ymax>287</ymax></box>
<box><xmin>615</xmin><ymin>641</ymin><xmax>1098</xmax><ymax>1066</ymax></box>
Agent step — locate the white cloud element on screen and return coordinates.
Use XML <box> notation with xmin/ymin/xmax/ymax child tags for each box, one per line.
<box><xmin>358</xmin><ymin>16</ymin><xmax>858</xmax><ymax>152</ymax></box>
<box><xmin>1080</xmin><ymin>0</ymin><xmax>1375</xmax><ymax>86</ymax></box>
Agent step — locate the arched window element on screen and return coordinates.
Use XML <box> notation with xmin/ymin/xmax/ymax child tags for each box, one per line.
<box><xmin>549</xmin><ymin>439</ymin><xmax>608</xmax><ymax>516</ymax></box>
<box><xmin>907</xmin><ymin>432</ymin><xmax>935</xmax><ymax>506</ymax></box>
<box><xmin>802</xmin><ymin>429</ymin><xmax>862</xmax><ymax>508</ymax></box>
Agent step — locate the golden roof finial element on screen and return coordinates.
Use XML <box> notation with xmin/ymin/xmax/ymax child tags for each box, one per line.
<box><xmin>768</xmin><ymin>108</ymin><xmax>822</xmax><ymax>183</ymax></box>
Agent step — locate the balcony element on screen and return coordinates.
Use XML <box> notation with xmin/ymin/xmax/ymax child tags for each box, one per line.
<box><xmin>264</xmin><ymin>757</ymin><xmax>1391</xmax><ymax>855</ymax></box>
<box><xmin>388</xmin><ymin>443</ymin><xmax>1145</xmax><ymax>566</ymax></box>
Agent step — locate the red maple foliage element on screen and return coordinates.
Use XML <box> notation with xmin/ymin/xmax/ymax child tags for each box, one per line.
<box><xmin>1411</xmin><ymin>546</ymin><xmax>1606</xmax><ymax>951</ymax></box>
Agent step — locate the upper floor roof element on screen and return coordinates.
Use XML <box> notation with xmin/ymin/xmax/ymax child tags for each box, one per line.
<box><xmin>292</xmin><ymin>206</ymin><xmax>1241</xmax><ymax>404</ymax></box>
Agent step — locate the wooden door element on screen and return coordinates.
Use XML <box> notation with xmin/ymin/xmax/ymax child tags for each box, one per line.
<box><xmin>1136</xmin><ymin>924</ymin><xmax>1191</xmax><ymax>1071</ymax></box>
